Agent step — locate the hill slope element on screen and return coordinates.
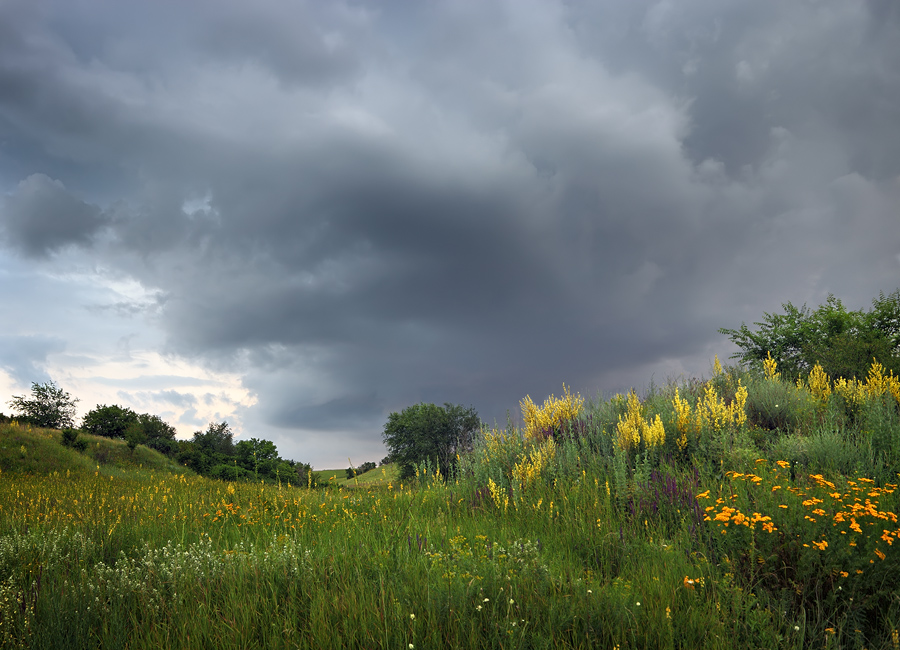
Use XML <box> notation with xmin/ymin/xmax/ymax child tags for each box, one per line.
<box><xmin>0</xmin><ymin>422</ymin><xmax>189</xmax><ymax>476</ymax></box>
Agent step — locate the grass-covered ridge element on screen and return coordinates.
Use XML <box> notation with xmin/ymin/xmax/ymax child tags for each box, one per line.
<box><xmin>0</xmin><ymin>422</ymin><xmax>189</xmax><ymax>476</ymax></box>
<box><xmin>0</xmin><ymin>358</ymin><xmax>899</xmax><ymax>649</ymax></box>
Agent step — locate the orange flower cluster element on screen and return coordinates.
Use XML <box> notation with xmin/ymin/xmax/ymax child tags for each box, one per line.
<box><xmin>700</xmin><ymin>463</ymin><xmax>900</xmax><ymax>571</ymax></box>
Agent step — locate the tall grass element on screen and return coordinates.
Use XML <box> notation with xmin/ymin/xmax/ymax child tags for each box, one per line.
<box><xmin>0</xmin><ymin>357</ymin><xmax>898</xmax><ymax>648</ymax></box>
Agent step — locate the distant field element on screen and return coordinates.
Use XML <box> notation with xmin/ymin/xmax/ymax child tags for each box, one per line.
<box><xmin>313</xmin><ymin>463</ymin><xmax>399</xmax><ymax>487</ymax></box>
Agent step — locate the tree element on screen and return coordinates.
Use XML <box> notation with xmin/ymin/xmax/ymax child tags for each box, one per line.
<box><xmin>235</xmin><ymin>437</ymin><xmax>279</xmax><ymax>478</ymax></box>
<box><xmin>719</xmin><ymin>290</ymin><xmax>900</xmax><ymax>380</ymax></box>
<box><xmin>137</xmin><ymin>413</ymin><xmax>177</xmax><ymax>455</ymax></box>
<box><xmin>82</xmin><ymin>404</ymin><xmax>138</xmax><ymax>439</ymax></box>
<box><xmin>124</xmin><ymin>421</ymin><xmax>147</xmax><ymax>452</ymax></box>
<box><xmin>8</xmin><ymin>381</ymin><xmax>78</xmax><ymax>429</ymax></box>
<box><xmin>382</xmin><ymin>402</ymin><xmax>480</xmax><ymax>481</ymax></box>
<box><xmin>192</xmin><ymin>422</ymin><xmax>235</xmax><ymax>457</ymax></box>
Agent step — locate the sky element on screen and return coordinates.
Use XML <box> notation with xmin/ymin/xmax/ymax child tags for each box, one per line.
<box><xmin>1</xmin><ymin>0</ymin><xmax>899</xmax><ymax>469</ymax></box>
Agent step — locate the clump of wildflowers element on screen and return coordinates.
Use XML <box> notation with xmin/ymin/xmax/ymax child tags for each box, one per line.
<box><xmin>616</xmin><ymin>391</ymin><xmax>665</xmax><ymax>451</ymax></box>
<box><xmin>519</xmin><ymin>385</ymin><xmax>584</xmax><ymax>439</ymax></box>
<box><xmin>511</xmin><ymin>437</ymin><xmax>556</xmax><ymax>492</ymax></box>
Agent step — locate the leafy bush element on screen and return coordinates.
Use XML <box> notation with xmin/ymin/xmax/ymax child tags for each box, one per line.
<box><xmin>60</xmin><ymin>428</ymin><xmax>88</xmax><ymax>452</ymax></box>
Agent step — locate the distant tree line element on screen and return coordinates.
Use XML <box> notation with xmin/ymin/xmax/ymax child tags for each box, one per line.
<box><xmin>5</xmin><ymin>382</ymin><xmax>313</xmax><ymax>486</ymax></box>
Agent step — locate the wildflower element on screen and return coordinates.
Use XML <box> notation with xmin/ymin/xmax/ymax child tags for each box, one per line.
<box><xmin>509</xmin><ymin>599</ymin><xmax>514</xmax><ymax>605</ymax></box>
<box><xmin>587</xmin><ymin>590</ymin><xmax>592</xmax><ymax>594</ymax></box>
<box><xmin>410</xmin><ymin>614</ymin><xmax>415</xmax><ymax>620</ymax></box>
<box><xmin>636</xmin><ymin>602</ymin><xmax>641</xmax><ymax>606</ymax></box>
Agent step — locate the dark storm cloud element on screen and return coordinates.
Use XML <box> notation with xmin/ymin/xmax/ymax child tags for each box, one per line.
<box><xmin>1</xmin><ymin>0</ymin><xmax>899</xmax><ymax>466</ymax></box>
<box><xmin>0</xmin><ymin>174</ymin><xmax>107</xmax><ymax>256</ymax></box>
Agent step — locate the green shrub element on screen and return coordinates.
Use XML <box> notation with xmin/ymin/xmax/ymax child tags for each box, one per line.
<box><xmin>60</xmin><ymin>428</ymin><xmax>88</xmax><ymax>452</ymax></box>
<box><xmin>744</xmin><ymin>377</ymin><xmax>814</xmax><ymax>436</ymax></box>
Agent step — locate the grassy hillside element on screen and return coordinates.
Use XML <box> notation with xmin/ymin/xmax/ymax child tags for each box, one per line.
<box><xmin>0</xmin><ymin>359</ymin><xmax>899</xmax><ymax>648</ymax></box>
<box><xmin>0</xmin><ymin>422</ymin><xmax>189</xmax><ymax>476</ymax></box>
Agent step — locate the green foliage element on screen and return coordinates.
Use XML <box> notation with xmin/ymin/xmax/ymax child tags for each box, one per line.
<box><xmin>382</xmin><ymin>402</ymin><xmax>480</xmax><ymax>481</ymax></box>
<box><xmin>60</xmin><ymin>427</ymin><xmax>88</xmax><ymax>452</ymax></box>
<box><xmin>81</xmin><ymin>406</ymin><xmax>177</xmax><ymax>455</ymax></box>
<box><xmin>124</xmin><ymin>422</ymin><xmax>147</xmax><ymax>452</ymax></box>
<box><xmin>136</xmin><ymin>413</ymin><xmax>177</xmax><ymax>455</ymax></box>
<box><xmin>191</xmin><ymin>421</ymin><xmax>235</xmax><ymax>457</ymax></box>
<box><xmin>719</xmin><ymin>290</ymin><xmax>900</xmax><ymax>380</ymax></box>
<box><xmin>7</xmin><ymin>380</ymin><xmax>78</xmax><ymax>429</ymax></box>
<box><xmin>82</xmin><ymin>404</ymin><xmax>138</xmax><ymax>439</ymax></box>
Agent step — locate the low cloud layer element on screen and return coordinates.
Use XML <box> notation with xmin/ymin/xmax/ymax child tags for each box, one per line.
<box><xmin>1</xmin><ymin>0</ymin><xmax>898</xmax><ymax>467</ymax></box>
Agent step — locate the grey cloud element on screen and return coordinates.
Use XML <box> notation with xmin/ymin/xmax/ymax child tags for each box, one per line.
<box><xmin>122</xmin><ymin>389</ymin><xmax>198</xmax><ymax>409</ymax></box>
<box><xmin>178</xmin><ymin>408</ymin><xmax>204</xmax><ymax>428</ymax></box>
<box><xmin>91</xmin><ymin>375</ymin><xmax>212</xmax><ymax>390</ymax></box>
<box><xmin>154</xmin><ymin>390</ymin><xmax>197</xmax><ymax>407</ymax></box>
<box><xmin>198</xmin><ymin>1</ymin><xmax>366</xmax><ymax>88</ymax></box>
<box><xmin>271</xmin><ymin>392</ymin><xmax>381</xmax><ymax>430</ymax></box>
<box><xmin>0</xmin><ymin>335</ymin><xmax>65</xmax><ymax>386</ymax></box>
<box><xmin>0</xmin><ymin>174</ymin><xmax>107</xmax><ymax>256</ymax></box>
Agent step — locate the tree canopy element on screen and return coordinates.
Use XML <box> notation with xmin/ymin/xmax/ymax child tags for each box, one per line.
<box><xmin>719</xmin><ymin>290</ymin><xmax>900</xmax><ymax>380</ymax></box>
<box><xmin>7</xmin><ymin>381</ymin><xmax>78</xmax><ymax>429</ymax></box>
<box><xmin>382</xmin><ymin>402</ymin><xmax>480</xmax><ymax>481</ymax></box>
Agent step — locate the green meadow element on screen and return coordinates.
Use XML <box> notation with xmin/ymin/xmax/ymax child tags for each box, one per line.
<box><xmin>1</xmin><ymin>357</ymin><xmax>899</xmax><ymax>649</ymax></box>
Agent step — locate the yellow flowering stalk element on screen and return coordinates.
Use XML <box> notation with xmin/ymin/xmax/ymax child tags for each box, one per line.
<box><xmin>763</xmin><ymin>351</ymin><xmax>779</xmax><ymax>381</ymax></box>
<box><xmin>698</xmin><ymin>383</ymin><xmax>730</xmax><ymax>432</ymax></box>
<box><xmin>615</xmin><ymin>391</ymin><xmax>665</xmax><ymax>451</ymax></box>
<box><xmin>865</xmin><ymin>359</ymin><xmax>900</xmax><ymax>403</ymax></box>
<box><xmin>672</xmin><ymin>388</ymin><xmax>692</xmax><ymax>451</ymax></box>
<box><xmin>729</xmin><ymin>381</ymin><xmax>748</xmax><ymax>428</ymax></box>
<box><xmin>519</xmin><ymin>384</ymin><xmax>584</xmax><ymax>439</ymax></box>
<box><xmin>803</xmin><ymin>363</ymin><xmax>832</xmax><ymax>410</ymax></box>
<box><xmin>511</xmin><ymin>437</ymin><xmax>556</xmax><ymax>492</ymax></box>
<box><xmin>487</xmin><ymin>478</ymin><xmax>509</xmax><ymax>512</ymax></box>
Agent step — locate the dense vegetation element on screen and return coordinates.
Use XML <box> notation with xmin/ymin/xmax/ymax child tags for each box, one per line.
<box><xmin>4</xmin><ymin>387</ymin><xmax>312</xmax><ymax>487</ymax></box>
<box><xmin>720</xmin><ymin>289</ymin><xmax>900</xmax><ymax>380</ymax></box>
<box><xmin>1</xmin><ymin>291</ymin><xmax>899</xmax><ymax>648</ymax></box>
